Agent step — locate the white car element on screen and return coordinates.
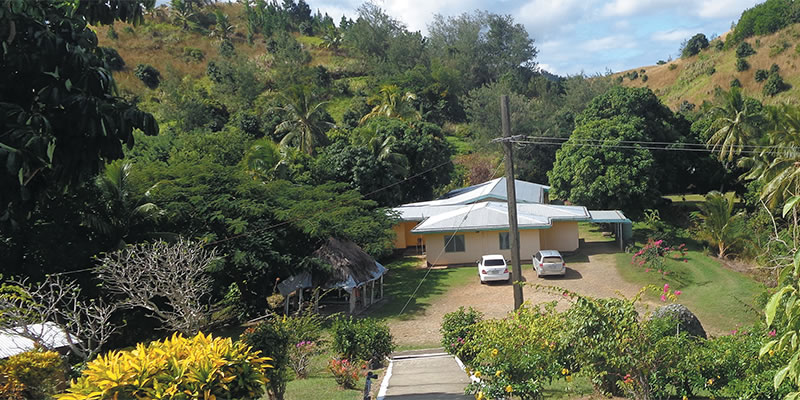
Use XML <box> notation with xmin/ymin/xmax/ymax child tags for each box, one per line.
<box><xmin>533</xmin><ymin>250</ymin><xmax>566</xmax><ymax>276</ymax></box>
<box><xmin>478</xmin><ymin>255</ymin><xmax>511</xmax><ymax>284</ymax></box>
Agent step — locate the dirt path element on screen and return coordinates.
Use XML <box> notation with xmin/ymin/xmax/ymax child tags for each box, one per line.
<box><xmin>388</xmin><ymin>242</ymin><xmax>650</xmax><ymax>347</ymax></box>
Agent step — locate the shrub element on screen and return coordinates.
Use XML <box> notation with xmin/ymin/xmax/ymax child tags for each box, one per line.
<box><xmin>461</xmin><ymin>304</ymin><xmax>569</xmax><ymax>400</ymax></box>
<box><xmin>123</xmin><ymin>26</ymin><xmax>135</xmax><ymax>34</ymax></box>
<box><xmin>769</xmin><ymin>40</ymin><xmax>790</xmax><ymax>56</ymax></box>
<box><xmin>731</xmin><ymin>78</ymin><xmax>742</xmax><ymax>88</ymax></box>
<box><xmin>616</xmin><ymin>75</ymin><xmax>624</xmax><ymax>83</ymax></box>
<box><xmin>219</xmin><ymin>38</ymin><xmax>235</xmax><ymax>58</ymax></box>
<box><xmin>241</xmin><ymin>319</ymin><xmax>291</xmax><ymax>400</ymax></box>
<box><xmin>440</xmin><ymin>306</ymin><xmax>483</xmax><ymax>360</ymax></box>
<box><xmin>715</xmin><ymin>40</ymin><xmax>724</xmax><ymax>50</ymax></box>
<box><xmin>284</xmin><ymin>309</ymin><xmax>326</xmax><ymax>345</ymax></box>
<box><xmin>682</xmin><ymin>33</ymin><xmax>709</xmax><ymax>57</ymax></box>
<box><xmin>657</xmin><ymin>60</ymin><xmax>666</xmax><ymax>65</ymax></box>
<box><xmin>331</xmin><ymin>317</ymin><xmax>394</xmax><ymax>368</ymax></box>
<box><xmin>668</xmin><ymin>63</ymin><xmax>677</xmax><ymax>70</ymax></box>
<box><xmin>99</xmin><ymin>47</ymin><xmax>125</xmax><ymax>71</ymax></box>
<box><xmin>755</xmin><ymin>69</ymin><xmax>769</xmax><ymax>82</ymax></box>
<box><xmin>183</xmin><ymin>47</ymin><xmax>205</xmax><ymax>62</ymax></box>
<box><xmin>736</xmin><ymin>57</ymin><xmax>749</xmax><ymax>71</ymax></box>
<box><xmin>631</xmin><ymin>239</ymin><xmax>688</xmax><ymax>277</ymax></box>
<box><xmin>58</xmin><ymin>333</ymin><xmax>270</xmax><ymax>400</ymax></box>
<box><xmin>763</xmin><ymin>72</ymin><xmax>790</xmax><ymax>96</ymax></box>
<box><xmin>0</xmin><ymin>349</ymin><xmax>66</xmax><ymax>400</ymax></box>
<box><xmin>641</xmin><ymin>74</ymin><xmax>648</xmax><ymax>82</ymax></box>
<box><xmin>770</xmin><ymin>63</ymin><xmax>780</xmax><ymax>74</ymax></box>
<box><xmin>134</xmin><ymin>63</ymin><xmax>160</xmax><ymax>89</ymax></box>
<box><xmin>328</xmin><ymin>358</ymin><xmax>365</xmax><ymax>389</ymax></box>
<box><xmin>289</xmin><ymin>341</ymin><xmax>322</xmax><ymax>379</ymax></box>
<box><xmin>736</xmin><ymin>41</ymin><xmax>756</xmax><ymax>58</ymax></box>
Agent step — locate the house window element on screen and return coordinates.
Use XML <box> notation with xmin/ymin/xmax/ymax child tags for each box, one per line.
<box><xmin>444</xmin><ymin>235</ymin><xmax>465</xmax><ymax>252</ymax></box>
<box><xmin>499</xmin><ymin>232</ymin><xmax>510</xmax><ymax>250</ymax></box>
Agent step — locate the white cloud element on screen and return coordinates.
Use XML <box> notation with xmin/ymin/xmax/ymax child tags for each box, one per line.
<box><xmin>696</xmin><ymin>0</ymin><xmax>759</xmax><ymax>19</ymax></box>
<box><xmin>378</xmin><ymin>0</ymin><xmax>479</xmax><ymax>33</ymax></box>
<box><xmin>651</xmin><ymin>28</ymin><xmax>701</xmax><ymax>42</ymax></box>
<box><xmin>516</xmin><ymin>0</ymin><xmax>592</xmax><ymax>31</ymax></box>
<box><xmin>601</xmin><ymin>0</ymin><xmax>683</xmax><ymax>17</ymax></box>
<box><xmin>537</xmin><ymin>63</ymin><xmax>558</xmax><ymax>74</ymax></box>
<box><xmin>580</xmin><ymin>35</ymin><xmax>636</xmax><ymax>52</ymax></box>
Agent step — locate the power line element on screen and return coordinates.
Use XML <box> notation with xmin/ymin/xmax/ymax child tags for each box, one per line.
<box><xmin>519</xmin><ymin>135</ymin><xmax>793</xmax><ymax>150</ymax></box>
<box><xmin>509</xmin><ymin>139</ymin><xmax>797</xmax><ymax>156</ymax></box>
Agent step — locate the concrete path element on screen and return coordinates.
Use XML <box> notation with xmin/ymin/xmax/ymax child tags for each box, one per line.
<box><xmin>379</xmin><ymin>349</ymin><xmax>472</xmax><ymax>400</ymax></box>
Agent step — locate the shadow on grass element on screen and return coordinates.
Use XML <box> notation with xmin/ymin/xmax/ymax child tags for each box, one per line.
<box><xmin>366</xmin><ymin>257</ymin><xmax>473</xmax><ymax>321</ymax></box>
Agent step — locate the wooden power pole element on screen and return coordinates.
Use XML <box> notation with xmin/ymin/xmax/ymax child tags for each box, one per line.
<box><xmin>500</xmin><ymin>95</ymin><xmax>523</xmax><ymax>309</ymax></box>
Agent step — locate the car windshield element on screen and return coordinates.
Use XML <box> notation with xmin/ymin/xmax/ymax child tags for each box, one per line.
<box><xmin>542</xmin><ymin>257</ymin><xmax>563</xmax><ymax>263</ymax></box>
<box><xmin>483</xmin><ymin>259</ymin><xmax>505</xmax><ymax>266</ymax></box>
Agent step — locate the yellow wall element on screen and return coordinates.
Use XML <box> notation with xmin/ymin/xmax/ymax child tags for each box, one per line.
<box><xmin>422</xmin><ymin>230</ymin><xmax>541</xmax><ymax>266</ymax></box>
<box><xmin>392</xmin><ymin>222</ymin><xmax>425</xmax><ymax>249</ymax></box>
<box><xmin>539</xmin><ymin>221</ymin><xmax>579</xmax><ymax>252</ymax></box>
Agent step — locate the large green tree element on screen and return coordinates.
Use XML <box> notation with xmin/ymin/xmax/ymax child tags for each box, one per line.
<box><xmin>549</xmin><ymin>87</ymin><xmax>684</xmax><ymax>213</ymax></box>
<box><xmin>0</xmin><ymin>0</ymin><xmax>158</xmax><ymax>226</ymax></box>
<box><xmin>705</xmin><ymin>88</ymin><xmax>764</xmax><ymax>162</ymax></box>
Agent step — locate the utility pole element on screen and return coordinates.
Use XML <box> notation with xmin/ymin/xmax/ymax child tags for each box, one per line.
<box><xmin>500</xmin><ymin>95</ymin><xmax>524</xmax><ymax>309</ymax></box>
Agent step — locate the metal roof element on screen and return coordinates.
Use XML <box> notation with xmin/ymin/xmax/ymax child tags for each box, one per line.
<box><xmin>589</xmin><ymin>210</ymin><xmax>631</xmax><ymax>223</ymax></box>
<box><xmin>0</xmin><ymin>322</ymin><xmax>73</xmax><ymax>359</ymax></box>
<box><xmin>410</xmin><ymin>202</ymin><xmax>591</xmax><ymax>234</ymax></box>
<box><xmin>401</xmin><ymin>178</ymin><xmax>549</xmax><ymax>208</ymax></box>
<box><xmin>393</xmin><ymin>205</ymin><xmax>465</xmax><ymax>222</ymax></box>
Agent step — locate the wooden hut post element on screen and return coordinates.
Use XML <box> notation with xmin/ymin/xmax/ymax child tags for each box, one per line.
<box><xmin>370</xmin><ymin>280</ymin><xmax>375</xmax><ymax>305</ymax></box>
<box><xmin>284</xmin><ymin>293</ymin><xmax>290</xmax><ymax>315</ymax></box>
<box><xmin>349</xmin><ymin>289</ymin><xmax>356</xmax><ymax>314</ymax></box>
<box><xmin>380</xmin><ymin>275</ymin><xmax>384</xmax><ymax>299</ymax></box>
<box><xmin>298</xmin><ymin>289</ymin><xmax>304</xmax><ymax>312</ymax></box>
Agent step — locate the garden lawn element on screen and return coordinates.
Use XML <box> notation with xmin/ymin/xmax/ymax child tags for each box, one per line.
<box><xmin>615</xmin><ymin>250</ymin><xmax>765</xmax><ymax>334</ymax></box>
<box><xmin>284</xmin><ymin>349</ymin><xmax>381</xmax><ymax>400</ymax></box>
<box><xmin>368</xmin><ymin>257</ymin><xmax>476</xmax><ymax>321</ymax></box>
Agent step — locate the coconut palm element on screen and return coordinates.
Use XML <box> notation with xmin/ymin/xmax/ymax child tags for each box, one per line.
<box><xmin>756</xmin><ymin>104</ymin><xmax>800</xmax><ymax>208</ymax></box>
<box><xmin>705</xmin><ymin>87</ymin><xmax>762</xmax><ymax>162</ymax></box>
<box><xmin>359</xmin><ymin>85</ymin><xmax>421</xmax><ymax>125</ymax></box>
<box><xmin>82</xmin><ymin>161</ymin><xmax>164</xmax><ymax>248</ymax></box>
<box><xmin>210</xmin><ymin>9</ymin><xmax>235</xmax><ymax>40</ymax></box>
<box><xmin>276</xmin><ymin>86</ymin><xmax>335</xmax><ymax>155</ymax></box>
<box><xmin>693</xmin><ymin>191</ymin><xmax>746</xmax><ymax>259</ymax></box>
<box><xmin>369</xmin><ymin>135</ymin><xmax>409</xmax><ymax>177</ymax></box>
<box><xmin>243</xmin><ymin>138</ymin><xmax>282</xmax><ymax>181</ymax></box>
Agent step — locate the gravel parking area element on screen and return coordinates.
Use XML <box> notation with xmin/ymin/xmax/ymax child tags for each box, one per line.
<box><xmin>387</xmin><ymin>242</ymin><xmax>646</xmax><ymax>347</ymax></box>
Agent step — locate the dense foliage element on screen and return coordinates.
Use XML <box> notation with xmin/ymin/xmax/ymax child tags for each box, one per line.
<box><xmin>681</xmin><ymin>33</ymin><xmax>709</xmax><ymax>57</ymax></box>
<box><xmin>58</xmin><ymin>332</ymin><xmax>270</xmax><ymax>400</ymax></box>
<box><xmin>729</xmin><ymin>0</ymin><xmax>800</xmax><ymax>44</ymax></box>
<box><xmin>331</xmin><ymin>317</ymin><xmax>395</xmax><ymax>368</ymax></box>
<box><xmin>0</xmin><ymin>349</ymin><xmax>66</xmax><ymax>400</ymax></box>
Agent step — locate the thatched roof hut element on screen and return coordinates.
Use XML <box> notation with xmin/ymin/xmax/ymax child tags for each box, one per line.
<box><xmin>313</xmin><ymin>238</ymin><xmax>386</xmax><ymax>290</ymax></box>
<box><xmin>276</xmin><ymin>238</ymin><xmax>386</xmax><ymax>314</ymax></box>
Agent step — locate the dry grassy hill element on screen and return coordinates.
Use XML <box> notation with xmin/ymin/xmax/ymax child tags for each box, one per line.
<box><xmin>618</xmin><ymin>24</ymin><xmax>800</xmax><ymax>109</ymax></box>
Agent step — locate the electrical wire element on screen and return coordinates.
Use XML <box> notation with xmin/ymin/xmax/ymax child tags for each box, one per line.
<box><xmin>519</xmin><ymin>135</ymin><xmax>793</xmax><ymax>150</ymax></box>
<box><xmin>510</xmin><ymin>139</ymin><xmax>798</xmax><ymax>156</ymax></box>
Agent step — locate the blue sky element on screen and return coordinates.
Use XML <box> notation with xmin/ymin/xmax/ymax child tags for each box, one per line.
<box><xmin>304</xmin><ymin>0</ymin><xmax>763</xmax><ymax>76</ymax></box>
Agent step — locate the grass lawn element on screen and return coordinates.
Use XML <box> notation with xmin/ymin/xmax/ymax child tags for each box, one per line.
<box><xmin>367</xmin><ymin>257</ymin><xmax>475</xmax><ymax>321</ymax></box>
<box><xmin>579</xmin><ymin>222</ymin><xmax>616</xmax><ymax>243</ymax></box>
<box><xmin>614</xmin><ymin>250</ymin><xmax>765</xmax><ymax>333</ymax></box>
<box><xmin>284</xmin><ymin>349</ymin><xmax>383</xmax><ymax>400</ymax></box>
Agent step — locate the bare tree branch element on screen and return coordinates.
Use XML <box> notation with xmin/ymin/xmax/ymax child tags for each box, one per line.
<box><xmin>94</xmin><ymin>238</ymin><xmax>217</xmax><ymax>334</ymax></box>
<box><xmin>0</xmin><ymin>276</ymin><xmax>119</xmax><ymax>361</ymax></box>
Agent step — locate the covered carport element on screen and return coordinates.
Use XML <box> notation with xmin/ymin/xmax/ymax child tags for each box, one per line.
<box><xmin>589</xmin><ymin>210</ymin><xmax>632</xmax><ymax>251</ymax></box>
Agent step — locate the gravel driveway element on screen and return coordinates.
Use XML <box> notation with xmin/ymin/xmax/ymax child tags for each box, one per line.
<box><xmin>387</xmin><ymin>242</ymin><xmax>647</xmax><ymax>347</ymax></box>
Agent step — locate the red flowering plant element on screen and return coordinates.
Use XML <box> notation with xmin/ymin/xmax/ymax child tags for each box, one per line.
<box><xmin>328</xmin><ymin>358</ymin><xmax>365</xmax><ymax>389</ymax></box>
<box><xmin>631</xmin><ymin>239</ymin><xmax>688</xmax><ymax>278</ymax></box>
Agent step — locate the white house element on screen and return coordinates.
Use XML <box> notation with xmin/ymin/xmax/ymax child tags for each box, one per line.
<box><xmin>391</xmin><ymin>178</ymin><xmax>631</xmax><ymax>265</ymax></box>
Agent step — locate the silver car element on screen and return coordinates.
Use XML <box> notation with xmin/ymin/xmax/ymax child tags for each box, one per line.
<box><xmin>533</xmin><ymin>250</ymin><xmax>566</xmax><ymax>276</ymax></box>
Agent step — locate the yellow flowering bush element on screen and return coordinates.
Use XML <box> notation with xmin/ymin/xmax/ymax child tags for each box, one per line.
<box><xmin>0</xmin><ymin>348</ymin><xmax>66</xmax><ymax>400</ymax></box>
<box><xmin>461</xmin><ymin>303</ymin><xmax>569</xmax><ymax>400</ymax></box>
<box><xmin>57</xmin><ymin>332</ymin><xmax>271</xmax><ymax>400</ymax></box>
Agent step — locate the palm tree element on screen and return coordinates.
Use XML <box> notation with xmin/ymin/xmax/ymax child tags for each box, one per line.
<box><xmin>705</xmin><ymin>87</ymin><xmax>762</xmax><ymax>162</ymax></box>
<box><xmin>694</xmin><ymin>191</ymin><xmax>746</xmax><ymax>259</ymax></box>
<box><xmin>82</xmin><ymin>161</ymin><xmax>164</xmax><ymax>248</ymax></box>
<box><xmin>243</xmin><ymin>138</ymin><xmax>282</xmax><ymax>181</ymax></box>
<box><xmin>369</xmin><ymin>135</ymin><xmax>408</xmax><ymax>177</ymax></box>
<box><xmin>756</xmin><ymin>104</ymin><xmax>800</xmax><ymax>208</ymax></box>
<box><xmin>210</xmin><ymin>9</ymin><xmax>235</xmax><ymax>40</ymax></box>
<box><xmin>321</xmin><ymin>25</ymin><xmax>342</xmax><ymax>50</ymax></box>
<box><xmin>359</xmin><ymin>85</ymin><xmax>421</xmax><ymax>125</ymax></box>
<box><xmin>276</xmin><ymin>86</ymin><xmax>334</xmax><ymax>155</ymax></box>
